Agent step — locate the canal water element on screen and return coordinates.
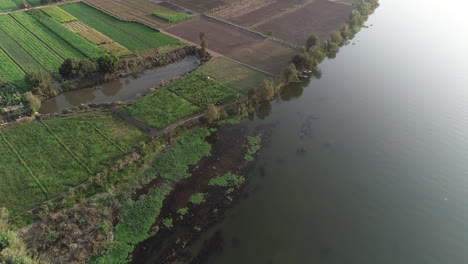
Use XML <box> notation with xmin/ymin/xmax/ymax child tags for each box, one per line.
<box><xmin>180</xmin><ymin>0</ymin><xmax>468</xmax><ymax>263</ymax></box>
<box><xmin>39</xmin><ymin>56</ymin><xmax>198</xmax><ymax>114</ymax></box>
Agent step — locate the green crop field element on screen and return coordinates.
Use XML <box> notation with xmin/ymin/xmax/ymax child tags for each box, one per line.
<box><xmin>61</xmin><ymin>3</ymin><xmax>152</xmax><ymax>52</ymax></box>
<box><xmin>125</xmin><ymin>89</ymin><xmax>201</xmax><ymax>129</ymax></box>
<box><xmin>0</xmin><ymin>112</ymin><xmax>146</xmax><ymax>215</ymax></box>
<box><xmin>12</xmin><ymin>12</ymin><xmax>86</xmax><ymax>60</ymax></box>
<box><xmin>199</xmin><ymin>57</ymin><xmax>269</xmax><ymax>94</ymax></box>
<box><xmin>153</xmin><ymin>12</ymin><xmax>191</xmax><ymax>23</ymax></box>
<box><xmin>0</xmin><ymin>15</ymin><xmax>63</xmax><ymax>72</ymax></box>
<box><xmin>42</xmin><ymin>6</ymin><xmax>77</xmax><ymax>23</ymax></box>
<box><xmin>30</xmin><ymin>10</ymin><xmax>107</xmax><ymax>59</ymax></box>
<box><xmin>0</xmin><ymin>0</ymin><xmax>25</xmax><ymax>12</ymax></box>
<box><xmin>0</xmin><ymin>27</ymin><xmax>45</xmax><ymax>74</ymax></box>
<box><xmin>0</xmin><ymin>49</ymin><xmax>27</xmax><ymax>89</ymax></box>
<box><xmin>61</xmin><ymin>3</ymin><xmax>181</xmax><ymax>49</ymax></box>
<box><xmin>167</xmin><ymin>71</ymin><xmax>240</xmax><ymax>108</ymax></box>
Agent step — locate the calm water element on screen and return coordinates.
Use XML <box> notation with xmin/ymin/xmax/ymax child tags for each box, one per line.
<box><xmin>186</xmin><ymin>0</ymin><xmax>468</xmax><ymax>263</ymax></box>
<box><xmin>39</xmin><ymin>56</ymin><xmax>198</xmax><ymax>114</ymax></box>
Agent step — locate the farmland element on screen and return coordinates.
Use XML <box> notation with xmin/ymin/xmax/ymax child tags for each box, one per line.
<box><xmin>124</xmin><ymin>88</ymin><xmax>201</xmax><ymax>129</ymax></box>
<box><xmin>0</xmin><ymin>112</ymin><xmax>146</xmax><ymax>214</ymax></box>
<box><xmin>0</xmin><ymin>0</ymin><xmax>40</xmax><ymax>12</ymax></box>
<box><xmin>252</xmin><ymin>0</ymin><xmax>354</xmax><ymax>44</ymax></box>
<box><xmin>199</xmin><ymin>57</ymin><xmax>269</xmax><ymax>94</ymax></box>
<box><xmin>0</xmin><ymin>49</ymin><xmax>27</xmax><ymax>89</ymax></box>
<box><xmin>41</xmin><ymin>6</ymin><xmax>77</xmax><ymax>23</ymax></box>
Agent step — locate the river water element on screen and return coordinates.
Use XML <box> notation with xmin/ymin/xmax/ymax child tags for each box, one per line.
<box><xmin>183</xmin><ymin>0</ymin><xmax>468</xmax><ymax>263</ymax></box>
<box><xmin>39</xmin><ymin>56</ymin><xmax>198</xmax><ymax>114</ymax></box>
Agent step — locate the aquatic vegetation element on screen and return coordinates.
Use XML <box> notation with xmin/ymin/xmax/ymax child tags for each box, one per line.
<box><xmin>209</xmin><ymin>172</ymin><xmax>245</xmax><ymax>188</ymax></box>
<box><xmin>244</xmin><ymin>134</ymin><xmax>262</xmax><ymax>161</ymax></box>
<box><xmin>162</xmin><ymin>218</ymin><xmax>173</xmax><ymax>228</ymax></box>
<box><xmin>177</xmin><ymin>207</ymin><xmax>188</xmax><ymax>216</ymax></box>
<box><xmin>189</xmin><ymin>193</ymin><xmax>206</xmax><ymax>205</ymax></box>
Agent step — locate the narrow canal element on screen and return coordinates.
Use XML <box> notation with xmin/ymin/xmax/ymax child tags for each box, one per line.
<box><xmin>174</xmin><ymin>0</ymin><xmax>468</xmax><ymax>263</ymax></box>
<box><xmin>39</xmin><ymin>56</ymin><xmax>198</xmax><ymax>114</ymax></box>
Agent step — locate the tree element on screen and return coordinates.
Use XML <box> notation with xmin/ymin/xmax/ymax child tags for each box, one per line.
<box><xmin>283</xmin><ymin>63</ymin><xmax>299</xmax><ymax>84</ymax></box>
<box><xmin>306</xmin><ymin>34</ymin><xmax>319</xmax><ymax>49</ymax></box>
<box><xmin>308</xmin><ymin>45</ymin><xmax>326</xmax><ymax>65</ymax></box>
<box><xmin>60</xmin><ymin>58</ymin><xmax>95</xmax><ymax>79</ymax></box>
<box><xmin>257</xmin><ymin>78</ymin><xmax>276</xmax><ymax>101</ymax></box>
<box><xmin>24</xmin><ymin>92</ymin><xmax>41</xmax><ymax>113</ymax></box>
<box><xmin>199</xmin><ymin>32</ymin><xmax>207</xmax><ymax>59</ymax></box>
<box><xmin>291</xmin><ymin>52</ymin><xmax>312</xmax><ymax>71</ymax></box>
<box><xmin>340</xmin><ymin>24</ymin><xmax>353</xmax><ymax>40</ymax></box>
<box><xmin>330</xmin><ymin>31</ymin><xmax>344</xmax><ymax>45</ymax></box>
<box><xmin>27</xmin><ymin>71</ymin><xmax>56</xmax><ymax>96</ymax></box>
<box><xmin>97</xmin><ymin>55</ymin><xmax>119</xmax><ymax>74</ymax></box>
<box><xmin>206</xmin><ymin>104</ymin><xmax>219</xmax><ymax>123</ymax></box>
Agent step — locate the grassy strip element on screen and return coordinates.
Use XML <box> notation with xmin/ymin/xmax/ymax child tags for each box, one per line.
<box><xmin>91</xmin><ymin>184</ymin><xmax>172</xmax><ymax>264</ymax></box>
<box><xmin>152</xmin><ymin>12</ymin><xmax>191</xmax><ymax>23</ymax></box>
<box><xmin>39</xmin><ymin>119</ymin><xmax>93</xmax><ymax>175</ymax></box>
<box><xmin>0</xmin><ymin>15</ymin><xmax>63</xmax><ymax>72</ymax></box>
<box><xmin>124</xmin><ymin>88</ymin><xmax>201</xmax><ymax>130</ymax></box>
<box><xmin>42</xmin><ymin>6</ymin><xmax>77</xmax><ymax>23</ymax></box>
<box><xmin>0</xmin><ymin>131</ymin><xmax>49</xmax><ymax>195</ymax></box>
<box><xmin>29</xmin><ymin>10</ymin><xmax>107</xmax><ymax>59</ymax></box>
<box><xmin>153</xmin><ymin>128</ymin><xmax>212</xmax><ymax>180</ymax></box>
<box><xmin>11</xmin><ymin>12</ymin><xmax>85</xmax><ymax>60</ymax></box>
<box><xmin>208</xmin><ymin>172</ymin><xmax>245</xmax><ymax>188</ymax></box>
<box><xmin>167</xmin><ymin>71</ymin><xmax>240</xmax><ymax>108</ymax></box>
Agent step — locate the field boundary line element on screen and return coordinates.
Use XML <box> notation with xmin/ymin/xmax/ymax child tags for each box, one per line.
<box><xmin>0</xmin><ymin>131</ymin><xmax>50</xmax><ymax>195</ymax></box>
<box><xmin>85</xmin><ymin>120</ymin><xmax>127</xmax><ymax>154</ymax></box>
<box><xmin>39</xmin><ymin>119</ymin><xmax>94</xmax><ymax>175</ymax></box>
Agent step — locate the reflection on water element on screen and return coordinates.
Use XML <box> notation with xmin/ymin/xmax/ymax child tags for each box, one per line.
<box><xmin>39</xmin><ymin>56</ymin><xmax>198</xmax><ymax>114</ymax></box>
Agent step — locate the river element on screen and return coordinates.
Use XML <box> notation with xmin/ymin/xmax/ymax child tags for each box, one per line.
<box><xmin>173</xmin><ymin>0</ymin><xmax>468</xmax><ymax>263</ymax></box>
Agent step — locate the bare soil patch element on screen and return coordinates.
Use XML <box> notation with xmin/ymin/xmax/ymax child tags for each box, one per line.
<box><xmin>227</xmin><ymin>39</ymin><xmax>297</xmax><ymax>76</ymax></box>
<box><xmin>166</xmin><ymin>16</ymin><xmax>263</xmax><ymax>54</ymax></box>
<box><xmin>253</xmin><ymin>0</ymin><xmax>353</xmax><ymax>45</ymax></box>
<box><xmin>212</xmin><ymin>0</ymin><xmax>303</xmax><ymax>27</ymax></box>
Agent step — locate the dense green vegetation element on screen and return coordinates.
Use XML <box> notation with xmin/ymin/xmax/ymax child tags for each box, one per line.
<box><xmin>0</xmin><ymin>0</ymin><xmax>34</xmax><ymax>12</ymax></box>
<box><xmin>0</xmin><ymin>49</ymin><xmax>27</xmax><ymax>89</ymax></box>
<box><xmin>0</xmin><ymin>15</ymin><xmax>63</xmax><ymax>72</ymax></box>
<box><xmin>0</xmin><ymin>113</ymin><xmax>146</xmax><ymax>215</ymax></box>
<box><xmin>244</xmin><ymin>134</ymin><xmax>262</xmax><ymax>162</ymax></box>
<box><xmin>168</xmin><ymin>71</ymin><xmax>239</xmax><ymax>108</ymax></box>
<box><xmin>125</xmin><ymin>89</ymin><xmax>201</xmax><ymax>130</ymax></box>
<box><xmin>153</xmin><ymin>128</ymin><xmax>212</xmax><ymax>180</ymax></box>
<box><xmin>0</xmin><ymin>84</ymin><xmax>22</xmax><ymax>107</ymax></box>
<box><xmin>31</xmin><ymin>10</ymin><xmax>107</xmax><ymax>59</ymax></box>
<box><xmin>93</xmin><ymin>185</ymin><xmax>172</xmax><ymax>264</ymax></box>
<box><xmin>11</xmin><ymin>12</ymin><xmax>85</xmax><ymax>60</ymax></box>
<box><xmin>189</xmin><ymin>193</ymin><xmax>206</xmax><ymax>205</ymax></box>
<box><xmin>153</xmin><ymin>12</ymin><xmax>191</xmax><ymax>23</ymax></box>
<box><xmin>42</xmin><ymin>6</ymin><xmax>77</xmax><ymax>23</ymax></box>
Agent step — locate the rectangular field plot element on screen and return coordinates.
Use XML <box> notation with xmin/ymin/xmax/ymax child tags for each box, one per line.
<box><xmin>167</xmin><ymin>71</ymin><xmax>239</xmax><ymax>108</ymax></box>
<box><xmin>0</xmin><ymin>15</ymin><xmax>63</xmax><ymax>72</ymax></box>
<box><xmin>166</xmin><ymin>16</ymin><xmax>263</xmax><ymax>54</ymax></box>
<box><xmin>11</xmin><ymin>12</ymin><xmax>86</xmax><ymax>60</ymax></box>
<box><xmin>0</xmin><ymin>138</ymin><xmax>48</xmax><ymax>215</ymax></box>
<box><xmin>227</xmin><ymin>39</ymin><xmax>297</xmax><ymax>76</ymax></box>
<box><xmin>0</xmin><ymin>48</ymin><xmax>27</xmax><ymax>89</ymax></box>
<box><xmin>125</xmin><ymin>89</ymin><xmax>201</xmax><ymax>129</ymax></box>
<box><xmin>252</xmin><ymin>0</ymin><xmax>353</xmax><ymax>44</ymax></box>
<box><xmin>199</xmin><ymin>57</ymin><xmax>269</xmax><ymax>94</ymax></box>
<box><xmin>0</xmin><ymin>0</ymin><xmax>24</xmax><ymax>12</ymax></box>
<box><xmin>0</xmin><ymin>27</ymin><xmax>45</xmax><ymax>74</ymax></box>
<box><xmin>0</xmin><ymin>112</ymin><xmax>146</xmax><ymax>214</ymax></box>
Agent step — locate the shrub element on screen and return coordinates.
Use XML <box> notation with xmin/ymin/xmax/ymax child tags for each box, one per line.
<box><xmin>291</xmin><ymin>52</ymin><xmax>313</xmax><ymax>71</ymax></box>
<box><xmin>206</xmin><ymin>104</ymin><xmax>220</xmax><ymax>123</ymax></box>
<box><xmin>24</xmin><ymin>92</ymin><xmax>41</xmax><ymax>113</ymax></box>
<box><xmin>60</xmin><ymin>58</ymin><xmax>95</xmax><ymax>79</ymax></box>
<box><xmin>283</xmin><ymin>63</ymin><xmax>299</xmax><ymax>84</ymax></box>
<box><xmin>153</xmin><ymin>12</ymin><xmax>191</xmax><ymax>23</ymax></box>
<box><xmin>97</xmin><ymin>55</ymin><xmax>119</xmax><ymax>74</ymax></box>
<box><xmin>257</xmin><ymin>78</ymin><xmax>276</xmax><ymax>102</ymax></box>
<box><xmin>306</xmin><ymin>34</ymin><xmax>319</xmax><ymax>49</ymax></box>
<box><xmin>27</xmin><ymin>71</ymin><xmax>56</xmax><ymax>96</ymax></box>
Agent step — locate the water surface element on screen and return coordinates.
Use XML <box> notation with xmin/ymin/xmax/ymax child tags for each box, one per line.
<box><xmin>183</xmin><ymin>0</ymin><xmax>468</xmax><ymax>263</ymax></box>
